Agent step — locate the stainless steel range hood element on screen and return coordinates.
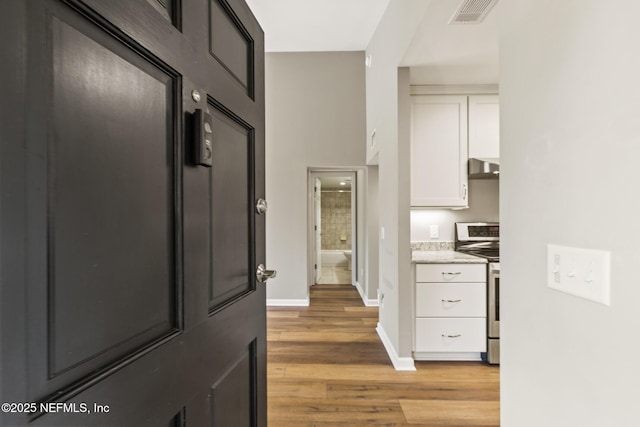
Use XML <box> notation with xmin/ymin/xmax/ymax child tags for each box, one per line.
<box><xmin>468</xmin><ymin>158</ymin><xmax>499</xmax><ymax>179</ymax></box>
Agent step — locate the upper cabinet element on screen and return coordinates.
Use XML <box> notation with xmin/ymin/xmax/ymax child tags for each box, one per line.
<box><xmin>468</xmin><ymin>95</ymin><xmax>500</xmax><ymax>159</ymax></box>
<box><xmin>410</xmin><ymin>95</ymin><xmax>468</xmax><ymax>208</ymax></box>
<box><xmin>410</xmin><ymin>91</ymin><xmax>500</xmax><ymax>208</ymax></box>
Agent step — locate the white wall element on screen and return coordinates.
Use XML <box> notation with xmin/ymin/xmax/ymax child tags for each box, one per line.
<box><xmin>365</xmin><ymin>166</ymin><xmax>379</xmax><ymax>303</ymax></box>
<box><xmin>501</xmin><ymin>1</ymin><xmax>640</xmax><ymax>425</ymax></box>
<box><xmin>366</xmin><ymin>0</ymin><xmax>430</xmax><ymax>365</ymax></box>
<box><xmin>355</xmin><ymin>168</ymin><xmax>373</xmax><ymax>303</ymax></box>
<box><xmin>411</xmin><ymin>180</ymin><xmax>499</xmax><ymax>242</ymax></box>
<box><xmin>265</xmin><ymin>52</ymin><xmax>366</xmax><ymax>303</ymax></box>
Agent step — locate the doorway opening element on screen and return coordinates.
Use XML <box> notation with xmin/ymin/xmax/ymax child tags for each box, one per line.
<box><xmin>308</xmin><ymin>170</ymin><xmax>357</xmax><ymax>288</ymax></box>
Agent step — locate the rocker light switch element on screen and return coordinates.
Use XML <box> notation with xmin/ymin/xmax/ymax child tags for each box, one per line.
<box><xmin>547</xmin><ymin>244</ymin><xmax>611</xmax><ymax>306</ymax></box>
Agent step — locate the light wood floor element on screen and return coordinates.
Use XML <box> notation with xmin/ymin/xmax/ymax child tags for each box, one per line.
<box><xmin>267</xmin><ymin>284</ymin><xmax>500</xmax><ymax>427</ymax></box>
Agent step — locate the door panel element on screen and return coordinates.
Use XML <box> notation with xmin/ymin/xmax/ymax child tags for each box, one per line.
<box><xmin>209</xmin><ymin>103</ymin><xmax>254</xmax><ymax>310</ymax></box>
<box><xmin>1</xmin><ymin>0</ymin><xmax>266</xmax><ymax>425</ymax></box>
<box><xmin>49</xmin><ymin>7</ymin><xmax>178</xmax><ymax>377</ymax></box>
<box><xmin>210</xmin><ymin>342</ymin><xmax>256</xmax><ymax>426</ymax></box>
<box><xmin>208</xmin><ymin>0</ymin><xmax>252</xmax><ymax>93</ymax></box>
<box><xmin>22</xmin><ymin>0</ymin><xmax>183</xmax><ymax>401</ymax></box>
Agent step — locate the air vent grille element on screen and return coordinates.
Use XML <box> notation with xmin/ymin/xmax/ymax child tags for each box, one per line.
<box><xmin>449</xmin><ymin>0</ymin><xmax>498</xmax><ymax>24</ymax></box>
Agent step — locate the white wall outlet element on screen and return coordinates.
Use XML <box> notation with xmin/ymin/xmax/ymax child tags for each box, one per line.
<box><xmin>429</xmin><ymin>225</ymin><xmax>439</xmax><ymax>239</ymax></box>
<box><xmin>547</xmin><ymin>244</ymin><xmax>611</xmax><ymax>306</ymax></box>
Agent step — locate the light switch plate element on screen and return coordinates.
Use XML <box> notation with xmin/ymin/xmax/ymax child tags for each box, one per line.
<box><xmin>547</xmin><ymin>244</ymin><xmax>611</xmax><ymax>305</ymax></box>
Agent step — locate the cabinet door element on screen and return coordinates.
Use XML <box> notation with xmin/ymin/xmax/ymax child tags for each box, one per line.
<box><xmin>468</xmin><ymin>95</ymin><xmax>500</xmax><ymax>158</ymax></box>
<box><xmin>410</xmin><ymin>95</ymin><xmax>468</xmax><ymax>207</ymax></box>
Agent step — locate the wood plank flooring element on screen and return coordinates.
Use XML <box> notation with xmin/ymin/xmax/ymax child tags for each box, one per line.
<box><xmin>267</xmin><ymin>284</ymin><xmax>500</xmax><ymax>427</ymax></box>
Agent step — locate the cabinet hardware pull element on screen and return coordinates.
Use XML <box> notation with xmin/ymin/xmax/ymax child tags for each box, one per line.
<box><xmin>442</xmin><ymin>334</ymin><xmax>461</xmax><ymax>338</ymax></box>
<box><xmin>442</xmin><ymin>299</ymin><xmax>461</xmax><ymax>303</ymax></box>
<box><xmin>442</xmin><ymin>272</ymin><xmax>461</xmax><ymax>275</ymax></box>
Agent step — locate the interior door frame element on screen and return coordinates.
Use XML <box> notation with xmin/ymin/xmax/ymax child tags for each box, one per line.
<box><xmin>314</xmin><ymin>177</ymin><xmax>322</xmax><ymax>284</ymax></box>
<box><xmin>307</xmin><ymin>168</ymin><xmax>360</xmax><ymax>290</ymax></box>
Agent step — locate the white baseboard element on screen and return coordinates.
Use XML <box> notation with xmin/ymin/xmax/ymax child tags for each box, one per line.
<box><xmin>376</xmin><ymin>323</ymin><xmax>416</xmax><ymax>371</ymax></box>
<box><xmin>354</xmin><ymin>281</ymin><xmax>379</xmax><ymax>307</ymax></box>
<box><xmin>413</xmin><ymin>352</ymin><xmax>483</xmax><ymax>361</ymax></box>
<box><xmin>266</xmin><ymin>298</ymin><xmax>310</xmax><ymax>307</ymax></box>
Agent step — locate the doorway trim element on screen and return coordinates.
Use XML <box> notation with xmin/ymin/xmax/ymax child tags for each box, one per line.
<box><xmin>307</xmin><ymin>168</ymin><xmax>359</xmax><ymax>292</ymax></box>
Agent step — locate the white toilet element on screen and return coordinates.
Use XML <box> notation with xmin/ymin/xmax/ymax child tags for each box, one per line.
<box><xmin>343</xmin><ymin>250</ymin><xmax>352</xmax><ymax>271</ymax></box>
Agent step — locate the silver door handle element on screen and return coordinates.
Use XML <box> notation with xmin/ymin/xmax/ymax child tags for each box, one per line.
<box><xmin>442</xmin><ymin>334</ymin><xmax>461</xmax><ymax>338</ymax></box>
<box><xmin>442</xmin><ymin>272</ymin><xmax>461</xmax><ymax>276</ymax></box>
<box><xmin>256</xmin><ymin>198</ymin><xmax>268</xmax><ymax>214</ymax></box>
<box><xmin>442</xmin><ymin>299</ymin><xmax>462</xmax><ymax>303</ymax></box>
<box><xmin>256</xmin><ymin>264</ymin><xmax>277</xmax><ymax>283</ymax></box>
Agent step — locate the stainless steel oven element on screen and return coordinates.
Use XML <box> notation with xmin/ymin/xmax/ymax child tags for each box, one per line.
<box><xmin>487</xmin><ymin>262</ymin><xmax>500</xmax><ymax>364</ymax></box>
<box><xmin>455</xmin><ymin>222</ymin><xmax>500</xmax><ymax>365</ymax></box>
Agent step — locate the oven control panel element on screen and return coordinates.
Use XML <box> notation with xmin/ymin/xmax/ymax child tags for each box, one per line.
<box><xmin>469</xmin><ymin>225</ymin><xmax>499</xmax><ymax>238</ymax></box>
<box><xmin>456</xmin><ymin>222</ymin><xmax>499</xmax><ymax>241</ymax></box>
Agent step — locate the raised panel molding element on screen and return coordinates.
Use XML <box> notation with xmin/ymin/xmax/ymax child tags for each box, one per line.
<box><xmin>169</xmin><ymin>408</ymin><xmax>186</xmax><ymax>427</ymax></box>
<box><xmin>208</xmin><ymin>0</ymin><xmax>254</xmax><ymax>97</ymax></box>
<box><xmin>34</xmin><ymin>1</ymin><xmax>183</xmax><ymax>400</ymax></box>
<box><xmin>209</xmin><ymin>341</ymin><xmax>257</xmax><ymax>426</ymax></box>
<box><xmin>146</xmin><ymin>0</ymin><xmax>182</xmax><ymax>28</ymax></box>
<box><xmin>207</xmin><ymin>98</ymin><xmax>255</xmax><ymax>313</ymax></box>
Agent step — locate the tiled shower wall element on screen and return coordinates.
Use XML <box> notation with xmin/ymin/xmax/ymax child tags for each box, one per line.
<box><xmin>321</xmin><ymin>191</ymin><xmax>351</xmax><ymax>250</ymax></box>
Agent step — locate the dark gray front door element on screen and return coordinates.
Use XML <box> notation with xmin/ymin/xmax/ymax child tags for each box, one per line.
<box><xmin>0</xmin><ymin>0</ymin><xmax>266</xmax><ymax>425</ymax></box>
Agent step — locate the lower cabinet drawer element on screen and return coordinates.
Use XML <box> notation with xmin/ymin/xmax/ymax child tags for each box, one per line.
<box><xmin>415</xmin><ymin>318</ymin><xmax>486</xmax><ymax>352</ymax></box>
<box><xmin>416</xmin><ymin>263</ymin><xmax>486</xmax><ymax>283</ymax></box>
<box><xmin>416</xmin><ymin>282</ymin><xmax>486</xmax><ymax>317</ymax></box>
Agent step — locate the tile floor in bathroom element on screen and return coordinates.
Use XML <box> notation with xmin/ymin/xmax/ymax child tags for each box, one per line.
<box><xmin>317</xmin><ymin>266</ymin><xmax>351</xmax><ymax>285</ymax></box>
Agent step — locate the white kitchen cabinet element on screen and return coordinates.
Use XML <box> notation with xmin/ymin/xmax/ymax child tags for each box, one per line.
<box><xmin>415</xmin><ymin>318</ymin><xmax>486</xmax><ymax>353</ymax></box>
<box><xmin>416</xmin><ymin>263</ymin><xmax>485</xmax><ymax>283</ymax></box>
<box><xmin>413</xmin><ymin>263</ymin><xmax>487</xmax><ymax>361</ymax></box>
<box><xmin>416</xmin><ymin>283</ymin><xmax>486</xmax><ymax>317</ymax></box>
<box><xmin>410</xmin><ymin>95</ymin><xmax>468</xmax><ymax>208</ymax></box>
<box><xmin>468</xmin><ymin>95</ymin><xmax>500</xmax><ymax>159</ymax></box>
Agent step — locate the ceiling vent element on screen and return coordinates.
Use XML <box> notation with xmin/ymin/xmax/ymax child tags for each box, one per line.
<box><xmin>449</xmin><ymin>0</ymin><xmax>498</xmax><ymax>24</ymax></box>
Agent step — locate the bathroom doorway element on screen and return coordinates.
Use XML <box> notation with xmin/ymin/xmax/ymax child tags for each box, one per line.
<box><xmin>308</xmin><ymin>170</ymin><xmax>357</xmax><ymax>287</ymax></box>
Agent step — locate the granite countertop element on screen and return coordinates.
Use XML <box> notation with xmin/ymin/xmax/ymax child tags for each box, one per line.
<box><xmin>411</xmin><ymin>250</ymin><xmax>487</xmax><ymax>264</ymax></box>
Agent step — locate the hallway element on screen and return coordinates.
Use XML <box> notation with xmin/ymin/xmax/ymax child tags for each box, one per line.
<box><xmin>267</xmin><ymin>284</ymin><xmax>500</xmax><ymax>426</ymax></box>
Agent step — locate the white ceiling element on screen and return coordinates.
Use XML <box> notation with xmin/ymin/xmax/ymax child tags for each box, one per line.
<box><xmin>245</xmin><ymin>0</ymin><xmax>499</xmax><ymax>84</ymax></box>
<box><xmin>403</xmin><ymin>0</ymin><xmax>499</xmax><ymax>84</ymax></box>
<box><xmin>244</xmin><ymin>0</ymin><xmax>391</xmax><ymax>52</ymax></box>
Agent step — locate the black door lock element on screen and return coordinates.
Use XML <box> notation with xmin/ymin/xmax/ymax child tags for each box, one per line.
<box><xmin>193</xmin><ymin>108</ymin><xmax>213</xmax><ymax>167</ymax></box>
